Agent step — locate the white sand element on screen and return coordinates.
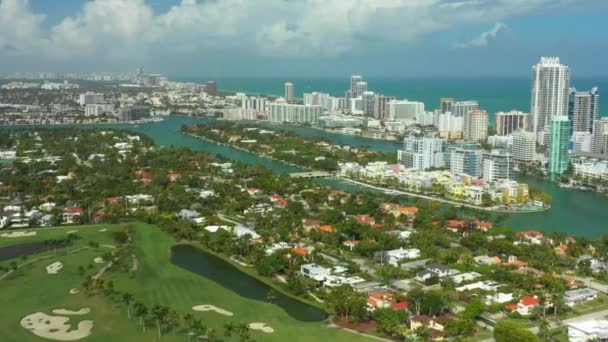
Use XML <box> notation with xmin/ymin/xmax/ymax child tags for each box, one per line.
<box><xmin>192</xmin><ymin>305</ymin><xmax>233</xmax><ymax>316</ymax></box>
<box><xmin>20</xmin><ymin>312</ymin><xmax>93</xmax><ymax>341</ymax></box>
<box><xmin>46</xmin><ymin>261</ymin><xmax>64</xmax><ymax>274</ymax></box>
<box><xmin>98</xmin><ymin>229</ymin><xmax>107</xmax><ymax>232</ymax></box>
<box><xmin>94</xmin><ymin>257</ymin><xmax>104</xmax><ymax>264</ymax></box>
<box><xmin>1</xmin><ymin>231</ymin><xmax>37</xmax><ymax>238</ymax></box>
<box><xmin>69</xmin><ymin>288</ymin><xmax>80</xmax><ymax>295</ymax></box>
<box><xmin>248</xmin><ymin>322</ymin><xmax>274</xmax><ymax>333</ymax></box>
<box><xmin>52</xmin><ymin>308</ymin><xmax>90</xmax><ymax>316</ymax></box>
<box><xmin>66</xmin><ymin>230</ymin><xmax>78</xmax><ymax>234</ymax></box>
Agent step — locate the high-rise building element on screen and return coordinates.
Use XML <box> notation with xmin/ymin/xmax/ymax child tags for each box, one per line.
<box><xmin>388</xmin><ymin>100</ymin><xmax>425</xmax><ymax>122</ymax></box>
<box><xmin>449</xmin><ymin>101</ymin><xmax>478</xmax><ymax>117</ymax></box>
<box><xmin>350</xmin><ymin>75</ymin><xmax>363</xmax><ymax>93</ymax></box>
<box><xmin>548</xmin><ymin>115</ymin><xmax>572</xmax><ymax>175</ymax></box>
<box><xmin>268</xmin><ymin>102</ymin><xmax>323</xmax><ymax>124</ymax></box>
<box><xmin>304</xmin><ymin>92</ymin><xmax>331</xmax><ymax>109</ymax></box>
<box><xmin>440</xmin><ymin>98</ymin><xmax>455</xmax><ymax>113</ymax></box>
<box><xmin>205</xmin><ymin>81</ymin><xmax>217</xmax><ymax>95</ymax></box>
<box><xmin>569</xmin><ymin>87</ymin><xmax>599</xmax><ymax>132</ymax></box>
<box><xmin>362</xmin><ymin>91</ymin><xmax>375</xmax><ymax>116</ymax></box>
<box><xmin>463</xmin><ymin>109</ymin><xmax>489</xmax><ymax>142</ymax></box>
<box><xmin>397</xmin><ymin>136</ymin><xmax>446</xmax><ymax>171</ymax></box>
<box><xmin>284</xmin><ymin>82</ymin><xmax>294</xmax><ymax>102</ymax></box>
<box><xmin>242</xmin><ymin>97</ymin><xmax>267</xmax><ymax>111</ymax></box>
<box><xmin>495</xmin><ymin>111</ymin><xmax>530</xmax><ymax>136</ymax></box>
<box><xmin>592</xmin><ymin>117</ymin><xmax>608</xmax><ymax>155</ymax></box>
<box><xmin>437</xmin><ymin>112</ymin><xmax>464</xmax><ymax>140</ymax></box>
<box><xmin>354</xmin><ymin>81</ymin><xmax>368</xmax><ymax>97</ymax></box>
<box><xmin>530</xmin><ymin>57</ymin><xmax>570</xmax><ymax>144</ymax></box>
<box><xmin>79</xmin><ymin>92</ymin><xmax>105</xmax><ymax>106</ymax></box>
<box><xmin>373</xmin><ymin>95</ymin><xmax>395</xmax><ymax>120</ymax></box>
<box><xmin>482</xmin><ymin>150</ymin><xmax>511</xmax><ymax>182</ymax></box>
<box><xmin>511</xmin><ymin>130</ymin><xmax>537</xmax><ymax>163</ymax></box>
<box><xmin>571</xmin><ymin>131</ymin><xmax>592</xmax><ymax>154</ymax></box>
<box><xmin>451</xmin><ymin>146</ymin><xmax>483</xmax><ymax>177</ymax></box>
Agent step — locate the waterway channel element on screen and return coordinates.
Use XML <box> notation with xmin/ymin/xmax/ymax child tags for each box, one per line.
<box><xmin>4</xmin><ymin>116</ymin><xmax>608</xmax><ymax>236</ymax></box>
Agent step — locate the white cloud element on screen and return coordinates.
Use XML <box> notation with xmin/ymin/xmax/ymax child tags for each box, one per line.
<box><xmin>0</xmin><ymin>0</ymin><xmax>578</xmax><ymax>62</ymax></box>
<box><xmin>454</xmin><ymin>22</ymin><xmax>508</xmax><ymax>48</ymax></box>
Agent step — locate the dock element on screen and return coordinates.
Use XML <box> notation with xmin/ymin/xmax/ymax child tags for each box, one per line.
<box><xmin>288</xmin><ymin>171</ymin><xmax>333</xmax><ymax>179</ymax></box>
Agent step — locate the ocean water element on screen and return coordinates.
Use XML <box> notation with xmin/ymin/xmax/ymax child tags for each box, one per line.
<box><xmin>175</xmin><ymin>77</ymin><xmax>607</xmax><ymax>123</ymax></box>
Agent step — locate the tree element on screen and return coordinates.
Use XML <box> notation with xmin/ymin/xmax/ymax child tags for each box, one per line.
<box><xmin>237</xmin><ymin>323</ymin><xmax>251</xmax><ymax>342</ymax></box>
<box><xmin>538</xmin><ymin>319</ymin><xmax>550</xmax><ymax>340</ymax></box>
<box><xmin>223</xmin><ymin>322</ymin><xmax>237</xmax><ymax>342</ymax></box>
<box><xmin>133</xmin><ymin>302</ymin><xmax>148</xmax><ymax>334</ymax></box>
<box><xmin>445</xmin><ymin>315</ymin><xmax>476</xmax><ymax>337</ymax></box>
<box><xmin>327</xmin><ymin>285</ymin><xmax>367</xmax><ymax>322</ymax></box>
<box><xmin>151</xmin><ymin>305</ymin><xmax>169</xmax><ymax>339</ymax></box>
<box><xmin>494</xmin><ymin>319</ymin><xmax>540</xmax><ymax>342</ymax></box>
<box><xmin>374</xmin><ymin>308</ymin><xmax>407</xmax><ymax>336</ymax></box>
<box><xmin>122</xmin><ymin>292</ymin><xmax>133</xmax><ymax>319</ymax></box>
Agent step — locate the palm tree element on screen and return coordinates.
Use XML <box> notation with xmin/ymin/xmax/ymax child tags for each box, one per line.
<box><xmin>133</xmin><ymin>302</ymin><xmax>148</xmax><ymax>334</ymax></box>
<box><xmin>205</xmin><ymin>327</ymin><xmax>218</xmax><ymax>342</ymax></box>
<box><xmin>538</xmin><ymin>318</ymin><xmax>550</xmax><ymax>340</ymax></box>
<box><xmin>151</xmin><ymin>305</ymin><xmax>169</xmax><ymax>339</ymax></box>
<box><xmin>121</xmin><ymin>292</ymin><xmax>133</xmax><ymax>319</ymax></box>
<box><xmin>237</xmin><ymin>324</ymin><xmax>251</xmax><ymax>342</ymax></box>
<box><xmin>223</xmin><ymin>322</ymin><xmax>237</xmax><ymax>342</ymax></box>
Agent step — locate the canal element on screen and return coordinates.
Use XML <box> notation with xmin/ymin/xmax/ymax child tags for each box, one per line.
<box><xmin>170</xmin><ymin>244</ymin><xmax>327</xmax><ymax>322</ymax></box>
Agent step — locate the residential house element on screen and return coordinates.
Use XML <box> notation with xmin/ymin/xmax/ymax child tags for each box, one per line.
<box><xmin>62</xmin><ymin>207</ymin><xmax>83</xmax><ymax>224</ymax></box>
<box><xmin>265</xmin><ymin>242</ymin><xmax>291</xmax><ymax>255</ymax></box>
<box><xmin>555</xmin><ymin>244</ymin><xmax>569</xmax><ymax>256</ymax></box>
<box><xmin>456</xmin><ymin>280</ymin><xmax>501</xmax><ymax>292</ymax></box>
<box><xmin>416</xmin><ymin>264</ymin><xmax>455</xmax><ymax>282</ymax></box>
<box><xmin>355</xmin><ymin>215</ymin><xmax>375</xmax><ymax>226</ymax></box>
<box><xmin>300</xmin><ymin>263</ymin><xmax>331</xmax><ymax>281</ymax></box>
<box><xmin>302</xmin><ymin>218</ymin><xmax>321</xmax><ymax>232</ymax></box>
<box><xmin>505</xmin><ymin>295</ymin><xmax>540</xmax><ymax>316</ymax></box>
<box><xmin>317</xmin><ymin>225</ymin><xmax>335</xmax><ymax>233</ymax></box>
<box><xmin>410</xmin><ymin>315</ymin><xmax>446</xmax><ymax>340</ymax></box>
<box><xmin>514</xmin><ymin>230</ymin><xmax>545</xmax><ymax>245</ymax></box>
<box><xmin>291</xmin><ymin>247</ymin><xmax>309</xmax><ymax>257</ymax></box>
<box><xmin>565</xmin><ymin>288</ymin><xmax>598</xmax><ymax>307</ymax></box>
<box><xmin>176</xmin><ymin>209</ymin><xmax>200</xmax><ymax>221</ymax></box>
<box><xmin>367</xmin><ymin>291</ymin><xmax>395</xmax><ymax>311</ymax></box>
<box><xmin>450</xmin><ymin>271</ymin><xmax>481</xmax><ymax>285</ymax></box>
<box><xmin>474</xmin><ymin>255</ymin><xmax>501</xmax><ymax>265</ymax></box>
<box><xmin>568</xmin><ymin>319</ymin><xmax>608</xmax><ymax>342</ymax></box>
<box><xmin>485</xmin><ymin>292</ymin><xmax>514</xmax><ymax>305</ymax></box>
<box><xmin>384</xmin><ymin>248</ymin><xmax>421</xmax><ymax>266</ymax></box>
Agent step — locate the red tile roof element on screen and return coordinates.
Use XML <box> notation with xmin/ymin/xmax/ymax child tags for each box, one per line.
<box><xmin>520</xmin><ymin>296</ymin><xmax>540</xmax><ymax>306</ymax></box>
<box><xmin>392</xmin><ymin>302</ymin><xmax>408</xmax><ymax>311</ymax></box>
<box><xmin>317</xmin><ymin>225</ymin><xmax>334</xmax><ymax>233</ymax></box>
<box><xmin>291</xmin><ymin>247</ymin><xmax>309</xmax><ymax>256</ymax></box>
<box><xmin>63</xmin><ymin>207</ymin><xmax>83</xmax><ymax>214</ymax></box>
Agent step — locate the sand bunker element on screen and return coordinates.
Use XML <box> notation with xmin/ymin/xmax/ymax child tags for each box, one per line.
<box><xmin>69</xmin><ymin>288</ymin><xmax>80</xmax><ymax>295</ymax></box>
<box><xmin>66</xmin><ymin>230</ymin><xmax>78</xmax><ymax>234</ymax></box>
<box><xmin>52</xmin><ymin>308</ymin><xmax>90</xmax><ymax>316</ymax></box>
<box><xmin>21</xmin><ymin>312</ymin><xmax>93</xmax><ymax>341</ymax></box>
<box><xmin>98</xmin><ymin>229</ymin><xmax>107</xmax><ymax>232</ymax></box>
<box><xmin>192</xmin><ymin>305</ymin><xmax>233</xmax><ymax>316</ymax></box>
<box><xmin>248</xmin><ymin>322</ymin><xmax>274</xmax><ymax>333</ymax></box>
<box><xmin>1</xmin><ymin>231</ymin><xmax>37</xmax><ymax>238</ymax></box>
<box><xmin>94</xmin><ymin>257</ymin><xmax>104</xmax><ymax>264</ymax></box>
<box><xmin>46</xmin><ymin>261</ymin><xmax>63</xmax><ymax>274</ymax></box>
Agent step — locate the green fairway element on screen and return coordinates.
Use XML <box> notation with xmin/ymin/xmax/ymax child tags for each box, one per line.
<box><xmin>0</xmin><ymin>223</ymin><xmax>373</xmax><ymax>341</ymax></box>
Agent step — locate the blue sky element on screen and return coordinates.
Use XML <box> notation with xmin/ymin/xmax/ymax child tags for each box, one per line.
<box><xmin>1</xmin><ymin>0</ymin><xmax>607</xmax><ymax>78</ymax></box>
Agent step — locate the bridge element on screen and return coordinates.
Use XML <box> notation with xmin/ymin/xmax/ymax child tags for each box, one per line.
<box><xmin>288</xmin><ymin>171</ymin><xmax>333</xmax><ymax>179</ymax></box>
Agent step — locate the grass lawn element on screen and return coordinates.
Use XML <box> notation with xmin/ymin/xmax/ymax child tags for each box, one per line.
<box><xmin>0</xmin><ymin>223</ymin><xmax>122</xmax><ymax>248</ymax></box>
<box><xmin>0</xmin><ymin>222</ymin><xmax>373</xmax><ymax>341</ymax></box>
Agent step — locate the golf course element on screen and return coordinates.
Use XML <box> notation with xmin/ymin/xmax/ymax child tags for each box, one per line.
<box><xmin>0</xmin><ymin>222</ymin><xmax>373</xmax><ymax>341</ymax></box>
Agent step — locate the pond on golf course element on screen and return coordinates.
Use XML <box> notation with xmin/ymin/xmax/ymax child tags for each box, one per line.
<box><xmin>0</xmin><ymin>240</ymin><xmax>73</xmax><ymax>261</ymax></box>
<box><xmin>170</xmin><ymin>244</ymin><xmax>328</xmax><ymax>322</ymax></box>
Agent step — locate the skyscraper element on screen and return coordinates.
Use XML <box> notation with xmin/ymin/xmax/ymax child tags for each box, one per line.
<box><xmin>284</xmin><ymin>82</ymin><xmax>294</xmax><ymax>102</ymax></box>
<box><xmin>548</xmin><ymin>115</ymin><xmax>571</xmax><ymax>175</ymax></box>
<box><xmin>373</xmin><ymin>95</ymin><xmax>395</xmax><ymax>120</ymax></box>
<box><xmin>495</xmin><ymin>111</ymin><xmax>530</xmax><ymax>136</ymax></box>
<box><xmin>592</xmin><ymin>117</ymin><xmax>608</xmax><ymax>155</ymax></box>
<box><xmin>569</xmin><ymin>87</ymin><xmax>599</xmax><ymax>132</ymax></box>
<box><xmin>440</xmin><ymin>98</ymin><xmax>455</xmax><ymax>113</ymax></box>
<box><xmin>449</xmin><ymin>101</ymin><xmax>478</xmax><ymax>117</ymax></box>
<box><xmin>463</xmin><ymin>109</ymin><xmax>489</xmax><ymax>142</ymax></box>
<box><xmin>530</xmin><ymin>57</ymin><xmax>570</xmax><ymax>143</ymax></box>
<box><xmin>451</xmin><ymin>146</ymin><xmax>483</xmax><ymax>177</ymax></box>
<box><xmin>205</xmin><ymin>81</ymin><xmax>217</xmax><ymax>95</ymax></box>
<box><xmin>362</xmin><ymin>91</ymin><xmax>375</xmax><ymax>116</ymax></box>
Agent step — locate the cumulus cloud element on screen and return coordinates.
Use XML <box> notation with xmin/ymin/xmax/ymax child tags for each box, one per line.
<box><xmin>0</xmin><ymin>0</ymin><xmax>576</xmax><ymax>64</ymax></box>
<box><xmin>454</xmin><ymin>22</ymin><xmax>508</xmax><ymax>48</ymax></box>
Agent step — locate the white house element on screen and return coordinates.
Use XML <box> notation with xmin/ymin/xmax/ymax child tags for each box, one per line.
<box><xmin>565</xmin><ymin>288</ymin><xmax>598</xmax><ymax>307</ymax></box>
<box><xmin>568</xmin><ymin>320</ymin><xmax>608</xmax><ymax>342</ymax></box>
<box><xmin>265</xmin><ymin>242</ymin><xmax>292</xmax><ymax>255</ymax></box>
<box><xmin>505</xmin><ymin>296</ymin><xmax>541</xmax><ymax>316</ymax></box>
<box><xmin>385</xmin><ymin>248</ymin><xmax>421</xmax><ymax>266</ymax></box>
<box><xmin>300</xmin><ymin>263</ymin><xmax>331</xmax><ymax>281</ymax></box>
<box><xmin>485</xmin><ymin>292</ymin><xmax>514</xmax><ymax>305</ymax></box>
<box><xmin>456</xmin><ymin>280</ymin><xmax>501</xmax><ymax>292</ymax></box>
<box><xmin>451</xmin><ymin>271</ymin><xmax>482</xmax><ymax>285</ymax></box>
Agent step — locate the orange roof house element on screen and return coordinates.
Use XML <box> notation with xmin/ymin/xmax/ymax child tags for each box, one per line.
<box><xmin>291</xmin><ymin>247</ymin><xmax>309</xmax><ymax>256</ymax></box>
<box><xmin>355</xmin><ymin>215</ymin><xmax>375</xmax><ymax>226</ymax></box>
<box><xmin>317</xmin><ymin>225</ymin><xmax>334</xmax><ymax>233</ymax></box>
